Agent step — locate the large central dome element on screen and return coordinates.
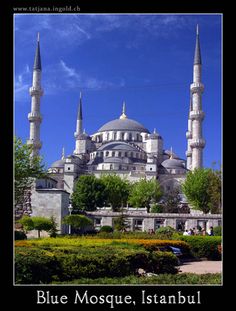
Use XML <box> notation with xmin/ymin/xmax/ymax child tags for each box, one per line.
<box><xmin>98</xmin><ymin>118</ymin><xmax>150</xmax><ymax>133</ymax></box>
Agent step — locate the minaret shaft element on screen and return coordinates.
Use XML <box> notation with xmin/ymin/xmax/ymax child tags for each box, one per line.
<box><xmin>27</xmin><ymin>34</ymin><xmax>43</xmax><ymax>157</ymax></box>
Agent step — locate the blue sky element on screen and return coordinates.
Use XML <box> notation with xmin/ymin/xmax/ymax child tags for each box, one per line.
<box><xmin>14</xmin><ymin>14</ymin><xmax>222</xmax><ymax>169</ymax></box>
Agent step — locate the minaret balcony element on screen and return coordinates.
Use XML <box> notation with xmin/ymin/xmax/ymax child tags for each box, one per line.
<box><xmin>27</xmin><ymin>139</ymin><xmax>42</xmax><ymax>149</ymax></box>
<box><xmin>185</xmin><ymin>150</ymin><xmax>192</xmax><ymax>157</ymax></box>
<box><xmin>190</xmin><ymin>82</ymin><xmax>204</xmax><ymax>93</ymax></box>
<box><xmin>189</xmin><ymin>110</ymin><xmax>205</xmax><ymax>121</ymax></box>
<box><xmin>186</xmin><ymin>131</ymin><xmax>192</xmax><ymax>139</ymax></box>
<box><xmin>29</xmin><ymin>87</ymin><xmax>44</xmax><ymax>96</ymax></box>
<box><xmin>190</xmin><ymin>138</ymin><xmax>206</xmax><ymax>149</ymax></box>
<box><xmin>28</xmin><ymin>112</ymin><xmax>42</xmax><ymax>122</ymax></box>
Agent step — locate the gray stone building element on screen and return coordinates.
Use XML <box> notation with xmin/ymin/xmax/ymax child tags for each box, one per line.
<box><xmin>24</xmin><ymin>26</ymin><xmax>219</xmax><ymax>237</ymax></box>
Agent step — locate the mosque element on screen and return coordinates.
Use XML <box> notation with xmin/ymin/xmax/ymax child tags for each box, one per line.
<box><xmin>24</xmin><ymin>26</ymin><xmax>218</xmax><ymax>235</ymax></box>
<box><xmin>27</xmin><ymin>26</ymin><xmax>205</xmax><ymax>196</ymax></box>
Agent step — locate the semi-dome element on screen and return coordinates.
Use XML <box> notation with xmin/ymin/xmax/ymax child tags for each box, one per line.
<box><xmin>161</xmin><ymin>158</ymin><xmax>186</xmax><ymax>169</ymax></box>
<box><xmin>98</xmin><ymin>118</ymin><xmax>150</xmax><ymax>133</ymax></box>
<box><xmin>97</xmin><ymin>141</ymin><xmax>139</xmax><ymax>151</ymax></box>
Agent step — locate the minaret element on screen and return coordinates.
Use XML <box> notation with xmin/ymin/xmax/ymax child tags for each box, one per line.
<box><xmin>27</xmin><ymin>33</ymin><xmax>43</xmax><ymax>157</ymax></box>
<box><xmin>186</xmin><ymin>94</ymin><xmax>193</xmax><ymax>169</ymax></box>
<box><xmin>189</xmin><ymin>25</ymin><xmax>205</xmax><ymax>170</ymax></box>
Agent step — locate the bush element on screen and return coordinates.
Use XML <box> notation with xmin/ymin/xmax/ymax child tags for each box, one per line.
<box><xmin>15</xmin><ymin>230</ymin><xmax>27</xmax><ymax>240</ymax></box>
<box><xmin>179</xmin><ymin>236</ymin><xmax>221</xmax><ymax>260</ymax></box>
<box><xmin>213</xmin><ymin>226</ymin><xmax>222</xmax><ymax>236</ymax></box>
<box><xmin>15</xmin><ymin>241</ymin><xmax>179</xmax><ymax>284</ymax></box>
<box><xmin>150</xmin><ymin>204</ymin><xmax>163</xmax><ymax>213</ymax></box>
<box><xmin>99</xmin><ymin>226</ymin><xmax>113</xmax><ymax>233</ymax></box>
<box><xmin>155</xmin><ymin>226</ymin><xmax>176</xmax><ymax>239</ymax></box>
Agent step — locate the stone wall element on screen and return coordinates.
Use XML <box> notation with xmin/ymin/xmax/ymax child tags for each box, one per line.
<box><xmin>28</xmin><ymin>188</ymin><xmax>70</xmax><ymax>238</ymax></box>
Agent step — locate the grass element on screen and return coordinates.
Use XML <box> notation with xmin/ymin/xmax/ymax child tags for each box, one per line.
<box><xmin>52</xmin><ymin>273</ymin><xmax>222</xmax><ymax>285</ymax></box>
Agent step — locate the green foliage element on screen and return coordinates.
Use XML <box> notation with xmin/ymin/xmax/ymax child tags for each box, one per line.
<box><xmin>72</xmin><ymin>175</ymin><xmax>106</xmax><ymax>211</ymax></box>
<box><xmin>155</xmin><ymin>226</ymin><xmax>176</xmax><ymax>239</ymax></box>
<box><xmin>100</xmin><ymin>175</ymin><xmax>130</xmax><ymax>211</ymax></box>
<box><xmin>161</xmin><ymin>188</ymin><xmax>181</xmax><ymax>213</ymax></box>
<box><xmin>18</xmin><ymin>216</ymin><xmax>34</xmax><ymax>233</ymax></box>
<box><xmin>31</xmin><ymin>216</ymin><xmax>54</xmax><ymax>238</ymax></box>
<box><xmin>14</xmin><ymin>136</ymin><xmax>46</xmax><ymax>208</ymax></box>
<box><xmin>128</xmin><ymin>178</ymin><xmax>162</xmax><ymax>212</ymax></box>
<box><xmin>150</xmin><ymin>203</ymin><xmax>163</xmax><ymax>213</ymax></box>
<box><xmin>15</xmin><ymin>230</ymin><xmax>27</xmax><ymax>240</ymax></box>
<box><xmin>213</xmin><ymin>226</ymin><xmax>222</xmax><ymax>236</ymax></box>
<box><xmin>54</xmin><ymin>273</ymin><xmax>221</xmax><ymax>285</ymax></box>
<box><xmin>182</xmin><ymin>168</ymin><xmax>221</xmax><ymax>214</ymax></box>
<box><xmin>48</xmin><ymin>216</ymin><xmax>58</xmax><ymax>238</ymax></box>
<box><xmin>62</xmin><ymin>214</ymin><xmax>92</xmax><ymax>230</ymax></box>
<box><xmin>15</xmin><ymin>242</ymin><xmax>179</xmax><ymax>284</ymax></box>
<box><xmin>179</xmin><ymin>236</ymin><xmax>222</xmax><ymax>260</ymax></box>
<box><xmin>99</xmin><ymin>226</ymin><xmax>113</xmax><ymax>233</ymax></box>
<box><xmin>113</xmin><ymin>214</ymin><xmax>130</xmax><ymax>231</ymax></box>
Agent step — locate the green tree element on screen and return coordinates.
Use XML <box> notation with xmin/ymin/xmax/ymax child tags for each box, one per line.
<box><xmin>18</xmin><ymin>215</ymin><xmax>34</xmax><ymax>233</ymax></box>
<box><xmin>31</xmin><ymin>216</ymin><xmax>54</xmax><ymax>238</ymax></box>
<box><xmin>161</xmin><ymin>188</ymin><xmax>182</xmax><ymax>213</ymax></box>
<box><xmin>71</xmin><ymin>175</ymin><xmax>106</xmax><ymax>211</ymax></box>
<box><xmin>128</xmin><ymin>178</ymin><xmax>162</xmax><ymax>213</ymax></box>
<box><xmin>182</xmin><ymin>168</ymin><xmax>221</xmax><ymax>214</ymax></box>
<box><xmin>114</xmin><ymin>214</ymin><xmax>130</xmax><ymax>232</ymax></box>
<box><xmin>14</xmin><ymin>136</ymin><xmax>46</xmax><ymax>214</ymax></box>
<box><xmin>100</xmin><ymin>175</ymin><xmax>130</xmax><ymax>211</ymax></box>
<box><xmin>62</xmin><ymin>214</ymin><xmax>92</xmax><ymax>232</ymax></box>
<box><xmin>48</xmin><ymin>216</ymin><xmax>58</xmax><ymax>238</ymax></box>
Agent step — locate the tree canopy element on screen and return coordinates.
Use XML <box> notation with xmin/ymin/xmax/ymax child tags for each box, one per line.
<box><xmin>71</xmin><ymin>175</ymin><xmax>106</xmax><ymax>211</ymax></box>
<box><xmin>128</xmin><ymin>178</ymin><xmax>162</xmax><ymax>212</ymax></box>
<box><xmin>182</xmin><ymin>168</ymin><xmax>221</xmax><ymax>214</ymax></box>
<box><xmin>14</xmin><ymin>136</ymin><xmax>46</xmax><ymax>213</ymax></box>
<box><xmin>100</xmin><ymin>174</ymin><xmax>130</xmax><ymax>211</ymax></box>
<box><xmin>62</xmin><ymin>214</ymin><xmax>92</xmax><ymax>231</ymax></box>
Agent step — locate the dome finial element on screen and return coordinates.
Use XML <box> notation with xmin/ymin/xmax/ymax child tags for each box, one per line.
<box><xmin>120</xmin><ymin>101</ymin><xmax>127</xmax><ymax>119</ymax></box>
<box><xmin>170</xmin><ymin>146</ymin><xmax>174</xmax><ymax>159</ymax></box>
<box><xmin>61</xmin><ymin>146</ymin><xmax>65</xmax><ymax>159</ymax></box>
<box><xmin>154</xmin><ymin>128</ymin><xmax>157</xmax><ymax>134</ymax></box>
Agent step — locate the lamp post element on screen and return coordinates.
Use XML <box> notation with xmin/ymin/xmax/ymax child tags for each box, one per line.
<box><xmin>68</xmin><ymin>201</ymin><xmax>73</xmax><ymax>235</ymax></box>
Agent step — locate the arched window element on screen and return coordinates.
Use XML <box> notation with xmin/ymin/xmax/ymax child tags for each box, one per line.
<box><xmin>114</xmin><ymin>132</ymin><xmax>117</xmax><ymax>140</ymax></box>
<box><xmin>129</xmin><ymin>133</ymin><xmax>132</xmax><ymax>140</ymax></box>
<box><xmin>112</xmin><ymin>151</ymin><xmax>115</xmax><ymax>157</ymax></box>
<box><xmin>121</xmin><ymin>133</ymin><xmax>125</xmax><ymax>140</ymax></box>
<box><xmin>106</xmin><ymin>151</ymin><xmax>109</xmax><ymax>157</ymax></box>
<box><xmin>124</xmin><ymin>152</ymin><xmax>127</xmax><ymax>157</ymax></box>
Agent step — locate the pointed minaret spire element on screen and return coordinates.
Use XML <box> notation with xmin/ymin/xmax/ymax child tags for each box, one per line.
<box><xmin>61</xmin><ymin>147</ymin><xmax>65</xmax><ymax>160</ymax></box>
<box><xmin>194</xmin><ymin>24</ymin><xmax>202</xmax><ymax>65</ymax></box>
<box><xmin>153</xmin><ymin>128</ymin><xmax>157</xmax><ymax>134</ymax></box>
<box><xmin>78</xmin><ymin>92</ymin><xmax>83</xmax><ymax>121</ymax></box>
<box><xmin>33</xmin><ymin>32</ymin><xmax>42</xmax><ymax>70</ymax></box>
<box><xmin>120</xmin><ymin>101</ymin><xmax>127</xmax><ymax>119</ymax></box>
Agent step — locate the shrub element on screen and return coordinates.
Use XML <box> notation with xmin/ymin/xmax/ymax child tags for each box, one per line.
<box><xmin>15</xmin><ymin>230</ymin><xmax>27</xmax><ymax>240</ymax></box>
<box><xmin>99</xmin><ymin>226</ymin><xmax>113</xmax><ymax>233</ymax></box>
<box><xmin>15</xmin><ymin>241</ymin><xmax>179</xmax><ymax>284</ymax></box>
<box><xmin>213</xmin><ymin>226</ymin><xmax>222</xmax><ymax>236</ymax></box>
<box><xmin>179</xmin><ymin>236</ymin><xmax>221</xmax><ymax>260</ymax></box>
<box><xmin>155</xmin><ymin>226</ymin><xmax>176</xmax><ymax>239</ymax></box>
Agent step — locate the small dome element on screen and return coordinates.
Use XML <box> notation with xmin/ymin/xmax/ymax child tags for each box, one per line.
<box><xmin>161</xmin><ymin>158</ymin><xmax>186</xmax><ymax>169</ymax></box>
<box><xmin>51</xmin><ymin>159</ymin><xmax>66</xmax><ymax>168</ymax></box>
<box><xmin>98</xmin><ymin>118</ymin><xmax>150</xmax><ymax>133</ymax></box>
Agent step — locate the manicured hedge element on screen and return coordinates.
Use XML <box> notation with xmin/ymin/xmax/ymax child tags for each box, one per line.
<box><xmin>15</xmin><ymin>246</ymin><xmax>179</xmax><ymax>284</ymax></box>
<box><xmin>179</xmin><ymin>236</ymin><xmax>222</xmax><ymax>260</ymax></box>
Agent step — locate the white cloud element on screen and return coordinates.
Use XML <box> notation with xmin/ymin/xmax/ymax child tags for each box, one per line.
<box><xmin>15</xmin><ymin>65</ymin><xmax>31</xmax><ymax>103</ymax></box>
